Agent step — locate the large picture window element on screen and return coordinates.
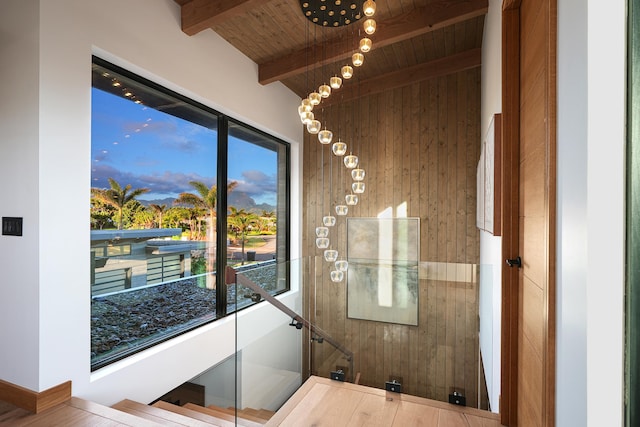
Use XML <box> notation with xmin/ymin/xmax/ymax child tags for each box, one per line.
<box><xmin>89</xmin><ymin>57</ymin><xmax>289</xmax><ymax>370</ymax></box>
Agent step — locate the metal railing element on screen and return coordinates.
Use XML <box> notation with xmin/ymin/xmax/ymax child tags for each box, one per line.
<box><xmin>233</xmin><ymin>269</ymin><xmax>354</xmax><ymax>382</ymax></box>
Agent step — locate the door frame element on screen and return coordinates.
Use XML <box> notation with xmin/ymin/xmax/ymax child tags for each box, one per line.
<box><xmin>627</xmin><ymin>0</ymin><xmax>640</xmax><ymax>423</ymax></box>
<box><xmin>500</xmin><ymin>0</ymin><xmax>557</xmax><ymax>425</ymax></box>
<box><xmin>500</xmin><ymin>2</ymin><xmax>520</xmax><ymax>424</ymax></box>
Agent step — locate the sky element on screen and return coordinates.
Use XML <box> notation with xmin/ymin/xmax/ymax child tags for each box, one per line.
<box><xmin>91</xmin><ymin>88</ymin><xmax>278</xmax><ymax>206</ymax></box>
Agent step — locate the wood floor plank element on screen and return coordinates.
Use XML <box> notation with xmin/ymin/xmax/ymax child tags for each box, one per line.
<box><xmin>279</xmin><ymin>385</ymin><xmax>365</xmax><ymax>426</ymax></box>
<box><xmin>391</xmin><ymin>400</ymin><xmax>439</xmax><ymax>426</ymax></box>
<box><xmin>4</xmin><ymin>397</ymin><xmax>163</xmax><ymax>427</ymax></box>
<box><xmin>265</xmin><ymin>376</ymin><xmax>504</xmax><ymax>427</ymax></box>
<box><xmin>437</xmin><ymin>409</ymin><xmax>469</xmax><ymax>427</ymax></box>
<box><xmin>152</xmin><ymin>401</ymin><xmax>235</xmax><ymax>426</ymax></box>
<box><xmin>465</xmin><ymin>413</ymin><xmax>505</xmax><ymax>427</ymax></box>
<box><xmin>345</xmin><ymin>393</ymin><xmax>398</xmax><ymax>426</ymax></box>
<box><xmin>67</xmin><ymin>397</ymin><xmax>162</xmax><ymax>426</ymax></box>
<box><xmin>113</xmin><ymin>399</ymin><xmax>213</xmax><ymax>426</ymax></box>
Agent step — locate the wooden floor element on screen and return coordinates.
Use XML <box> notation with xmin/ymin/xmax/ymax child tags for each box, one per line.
<box><xmin>0</xmin><ymin>376</ymin><xmax>504</xmax><ymax>426</ymax></box>
<box><xmin>0</xmin><ymin>397</ymin><xmax>163</xmax><ymax>426</ymax></box>
<box><xmin>266</xmin><ymin>376</ymin><xmax>504</xmax><ymax>427</ymax></box>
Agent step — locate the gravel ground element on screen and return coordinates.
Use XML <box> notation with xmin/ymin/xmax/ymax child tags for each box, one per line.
<box><xmin>91</xmin><ymin>263</ymin><xmax>278</xmax><ymax>366</ymax></box>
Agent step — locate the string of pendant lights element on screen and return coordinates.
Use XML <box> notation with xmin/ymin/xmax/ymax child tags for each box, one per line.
<box><xmin>298</xmin><ymin>0</ymin><xmax>377</xmax><ymax>282</ymax></box>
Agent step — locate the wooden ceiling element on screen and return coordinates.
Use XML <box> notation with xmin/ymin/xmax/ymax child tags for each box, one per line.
<box><xmin>174</xmin><ymin>0</ymin><xmax>487</xmax><ymax>101</ymax></box>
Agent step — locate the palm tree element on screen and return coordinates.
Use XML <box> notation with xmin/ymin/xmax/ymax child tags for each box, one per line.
<box><xmin>91</xmin><ymin>178</ymin><xmax>149</xmax><ymax>230</ymax></box>
<box><xmin>149</xmin><ymin>204</ymin><xmax>167</xmax><ymax>228</ymax></box>
<box><xmin>259</xmin><ymin>209</ymin><xmax>276</xmax><ymax>233</ymax></box>
<box><xmin>228</xmin><ymin>207</ymin><xmax>258</xmax><ymax>264</ymax></box>
<box><xmin>174</xmin><ymin>180</ymin><xmax>238</xmax><ymax>288</ymax></box>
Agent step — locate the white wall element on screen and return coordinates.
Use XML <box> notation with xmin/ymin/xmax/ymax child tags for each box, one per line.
<box><xmin>585</xmin><ymin>0</ymin><xmax>626</xmax><ymax>424</ymax></box>
<box><xmin>556</xmin><ymin>0</ymin><xmax>588</xmax><ymax>425</ymax></box>
<box><xmin>0</xmin><ymin>0</ymin><xmax>303</xmax><ymax>404</ymax></box>
<box><xmin>0</xmin><ymin>0</ymin><xmax>42</xmax><ymax>392</ymax></box>
<box><xmin>479</xmin><ymin>0</ymin><xmax>503</xmax><ymax>412</ymax></box>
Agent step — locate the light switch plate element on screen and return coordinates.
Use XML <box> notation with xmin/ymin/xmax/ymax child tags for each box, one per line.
<box><xmin>2</xmin><ymin>217</ymin><xmax>23</xmax><ymax>236</ymax></box>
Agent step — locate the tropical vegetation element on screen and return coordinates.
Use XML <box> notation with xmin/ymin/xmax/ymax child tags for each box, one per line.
<box><xmin>90</xmin><ymin>178</ymin><xmax>277</xmax><ymax>265</ymax></box>
<box><xmin>90</xmin><ymin>178</ymin><xmax>149</xmax><ymax>230</ymax></box>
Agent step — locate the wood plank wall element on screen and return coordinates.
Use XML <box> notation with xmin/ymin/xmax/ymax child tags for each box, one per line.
<box><xmin>301</xmin><ymin>68</ymin><xmax>482</xmax><ymax>407</ymax></box>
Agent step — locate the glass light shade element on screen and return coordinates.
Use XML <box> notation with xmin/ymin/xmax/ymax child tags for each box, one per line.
<box><xmin>330</xmin><ymin>270</ymin><xmax>344</xmax><ymax>282</ymax></box>
<box><xmin>324</xmin><ymin>249</ymin><xmax>339</xmax><ymax>262</ymax></box>
<box><xmin>309</xmin><ymin>92</ymin><xmax>322</xmax><ymax>105</ymax></box>
<box><xmin>319</xmin><ymin>84</ymin><xmax>331</xmax><ymax>98</ymax></box>
<box><xmin>352</xmin><ymin>181</ymin><xmax>365</xmax><ymax>193</ymax></box>
<box><xmin>341</xmin><ymin>65</ymin><xmax>354</xmax><ymax>79</ymax></box>
<box><xmin>364</xmin><ymin>18</ymin><xmax>376</xmax><ymax>35</ymax></box>
<box><xmin>363</xmin><ymin>0</ymin><xmax>376</xmax><ymax>16</ymax></box>
<box><xmin>345</xmin><ymin>194</ymin><xmax>359</xmax><ymax>205</ymax></box>
<box><xmin>351</xmin><ymin>168</ymin><xmax>365</xmax><ymax>181</ymax></box>
<box><xmin>335</xmin><ymin>204</ymin><xmax>349</xmax><ymax>215</ymax></box>
<box><xmin>315</xmin><ymin>226</ymin><xmax>329</xmax><ymax>237</ymax></box>
<box><xmin>332</xmin><ymin>140</ymin><xmax>347</xmax><ymax>156</ymax></box>
<box><xmin>318</xmin><ymin>129</ymin><xmax>333</xmax><ymax>144</ymax></box>
<box><xmin>301</xmin><ymin>111</ymin><xmax>314</xmax><ymax>125</ymax></box>
<box><xmin>330</xmin><ymin>76</ymin><xmax>342</xmax><ymax>89</ymax></box>
<box><xmin>307</xmin><ymin>119</ymin><xmax>321</xmax><ymax>134</ymax></box>
<box><xmin>301</xmin><ymin>98</ymin><xmax>313</xmax><ymax>111</ymax></box>
<box><xmin>323</xmin><ymin>215</ymin><xmax>336</xmax><ymax>226</ymax></box>
<box><xmin>316</xmin><ymin>237</ymin><xmax>330</xmax><ymax>249</ymax></box>
<box><xmin>359</xmin><ymin>38</ymin><xmax>372</xmax><ymax>53</ymax></box>
<box><xmin>344</xmin><ymin>154</ymin><xmax>359</xmax><ymax>168</ymax></box>
<box><xmin>352</xmin><ymin>52</ymin><xmax>364</xmax><ymax>67</ymax></box>
<box><xmin>335</xmin><ymin>259</ymin><xmax>349</xmax><ymax>272</ymax></box>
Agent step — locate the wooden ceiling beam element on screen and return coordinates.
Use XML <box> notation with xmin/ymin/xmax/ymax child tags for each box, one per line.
<box><xmin>181</xmin><ymin>0</ymin><xmax>269</xmax><ymax>36</ymax></box>
<box><xmin>258</xmin><ymin>0</ymin><xmax>488</xmax><ymax>85</ymax></box>
<box><xmin>318</xmin><ymin>48</ymin><xmax>482</xmax><ymax>106</ymax></box>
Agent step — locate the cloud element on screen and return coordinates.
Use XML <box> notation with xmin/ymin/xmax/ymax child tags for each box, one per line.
<box><xmin>160</xmin><ymin>137</ymin><xmax>202</xmax><ymax>153</ymax></box>
<box><xmin>231</xmin><ymin>170</ymin><xmax>277</xmax><ymax>202</ymax></box>
<box><xmin>121</xmin><ymin>119</ymin><xmax>209</xmax><ymax>153</ymax></box>
<box><xmin>91</xmin><ymin>164</ymin><xmax>214</xmax><ymax>199</ymax></box>
<box><xmin>93</xmin><ymin>150</ymin><xmax>112</xmax><ymax>163</ymax></box>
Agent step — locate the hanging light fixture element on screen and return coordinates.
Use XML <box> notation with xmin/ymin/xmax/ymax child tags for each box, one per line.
<box><xmin>344</xmin><ymin>153</ymin><xmax>359</xmax><ymax>168</ymax></box>
<box><xmin>316</xmin><ymin>226</ymin><xmax>329</xmax><ymax>237</ymax></box>
<box><xmin>341</xmin><ymin>65</ymin><xmax>354</xmax><ymax>79</ymax></box>
<box><xmin>363</xmin><ymin>0</ymin><xmax>376</xmax><ymax>17</ymax></box>
<box><xmin>316</xmin><ymin>237</ymin><xmax>330</xmax><ymax>249</ymax></box>
<box><xmin>335</xmin><ymin>204</ymin><xmax>349</xmax><ymax>215</ymax></box>
<box><xmin>345</xmin><ymin>194</ymin><xmax>358</xmax><ymax>205</ymax></box>
<box><xmin>330</xmin><ymin>269</ymin><xmax>344</xmax><ymax>282</ymax></box>
<box><xmin>324</xmin><ymin>249</ymin><xmax>339</xmax><ymax>262</ymax></box>
<box><xmin>351</xmin><ymin>168</ymin><xmax>365</xmax><ymax>180</ymax></box>
<box><xmin>323</xmin><ymin>215</ymin><xmax>336</xmax><ymax>226</ymax></box>
<box><xmin>300</xmin><ymin>0</ymin><xmax>364</xmax><ymax>27</ymax></box>
<box><xmin>301</xmin><ymin>98</ymin><xmax>313</xmax><ymax>111</ymax></box>
<box><xmin>300</xmin><ymin>111</ymin><xmax>314</xmax><ymax>125</ymax></box>
<box><xmin>352</xmin><ymin>52</ymin><xmax>364</xmax><ymax>67</ymax></box>
<box><xmin>319</xmin><ymin>83</ymin><xmax>331</xmax><ymax>98</ymax></box>
<box><xmin>335</xmin><ymin>259</ymin><xmax>349</xmax><ymax>272</ymax></box>
<box><xmin>330</xmin><ymin>75</ymin><xmax>342</xmax><ymax>89</ymax></box>
<box><xmin>318</xmin><ymin>128</ymin><xmax>333</xmax><ymax>144</ymax></box>
<box><xmin>307</xmin><ymin>119</ymin><xmax>321</xmax><ymax>134</ymax></box>
<box><xmin>359</xmin><ymin>37</ymin><xmax>372</xmax><ymax>53</ymax></box>
<box><xmin>332</xmin><ymin>139</ymin><xmax>347</xmax><ymax>156</ymax></box>
<box><xmin>352</xmin><ymin>181</ymin><xmax>365</xmax><ymax>193</ymax></box>
<box><xmin>309</xmin><ymin>91</ymin><xmax>322</xmax><ymax>105</ymax></box>
<box><xmin>363</xmin><ymin>18</ymin><xmax>376</xmax><ymax>35</ymax></box>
